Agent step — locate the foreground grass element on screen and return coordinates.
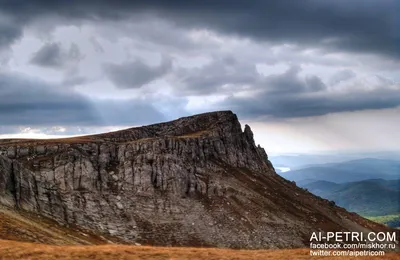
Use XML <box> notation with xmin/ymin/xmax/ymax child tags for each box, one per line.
<box><xmin>0</xmin><ymin>240</ymin><xmax>398</xmax><ymax>260</ymax></box>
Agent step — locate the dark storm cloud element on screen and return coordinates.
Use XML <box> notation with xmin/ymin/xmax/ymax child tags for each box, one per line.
<box><xmin>104</xmin><ymin>57</ymin><xmax>172</xmax><ymax>89</ymax></box>
<box><xmin>173</xmin><ymin>61</ymin><xmax>327</xmax><ymax>97</ymax></box>
<box><xmin>219</xmin><ymin>67</ymin><xmax>400</xmax><ymax>119</ymax></box>
<box><xmin>0</xmin><ymin>72</ymin><xmax>98</xmax><ymax>125</ymax></box>
<box><xmin>173</xmin><ymin>56</ymin><xmax>258</xmax><ymax>95</ymax></box>
<box><xmin>264</xmin><ymin>65</ymin><xmax>306</xmax><ymax>94</ymax></box>
<box><xmin>0</xmin><ymin>72</ymin><xmax>166</xmax><ymax>126</ymax></box>
<box><xmin>30</xmin><ymin>43</ymin><xmax>63</xmax><ymax>67</ymax></box>
<box><xmin>0</xmin><ymin>0</ymin><xmax>398</xmax><ymax>58</ymax></box>
<box><xmin>0</xmin><ymin>0</ymin><xmax>398</xmax><ymax>124</ymax></box>
<box><xmin>225</xmin><ymin>89</ymin><xmax>400</xmax><ymax>119</ymax></box>
<box><xmin>253</xmin><ymin>65</ymin><xmax>327</xmax><ymax>96</ymax></box>
<box><xmin>30</xmin><ymin>42</ymin><xmax>84</xmax><ymax>68</ymax></box>
<box><xmin>171</xmin><ymin>59</ymin><xmax>400</xmax><ymax>118</ymax></box>
<box><xmin>0</xmin><ymin>14</ymin><xmax>22</xmax><ymax>49</ymax></box>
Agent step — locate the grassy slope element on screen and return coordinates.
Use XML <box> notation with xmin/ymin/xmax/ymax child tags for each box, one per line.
<box><xmin>0</xmin><ymin>205</ymin><xmax>117</xmax><ymax>245</ymax></box>
<box><xmin>0</xmin><ymin>240</ymin><xmax>398</xmax><ymax>260</ymax></box>
<box><xmin>1</xmin><ymin>205</ymin><xmax>398</xmax><ymax>259</ymax></box>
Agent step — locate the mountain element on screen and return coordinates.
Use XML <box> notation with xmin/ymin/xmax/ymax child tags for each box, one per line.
<box><xmin>270</xmin><ymin>152</ymin><xmax>400</xmax><ymax>170</ymax></box>
<box><xmin>0</xmin><ymin>111</ymin><xmax>392</xmax><ymax>249</ymax></box>
<box><xmin>280</xmin><ymin>159</ymin><xmax>400</xmax><ymax>183</ymax></box>
<box><xmin>300</xmin><ymin>180</ymin><xmax>341</xmax><ymax>197</ymax></box>
<box><xmin>270</xmin><ymin>154</ymin><xmax>359</xmax><ymax>169</ymax></box>
<box><xmin>302</xmin><ymin>179</ymin><xmax>400</xmax><ymax>217</ymax></box>
<box><xmin>301</xmin><ymin>158</ymin><xmax>400</xmax><ymax>173</ymax></box>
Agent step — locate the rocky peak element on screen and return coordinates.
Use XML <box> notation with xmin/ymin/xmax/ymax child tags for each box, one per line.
<box><xmin>0</xmin><ymin>111</ymin><xmax>391</xmax><ymax>249</ymax></box>
<box><xmin>244</xmin><ymin>124</ymin><xmax>255</xmax><ymax>144</ymax></box>
<box><xmin>95</xmin><ymin>110</ymin><xmax>243</xmax><ymax>143</ymax></box>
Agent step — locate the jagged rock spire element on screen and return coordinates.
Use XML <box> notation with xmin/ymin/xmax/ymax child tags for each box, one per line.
<box><xmin>244</xmin><ymin>124</ymin><xmax>255</xmax><ymax>145</ymax></box>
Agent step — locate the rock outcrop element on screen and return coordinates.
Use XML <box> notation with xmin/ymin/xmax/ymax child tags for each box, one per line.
<box><xmin>0</xmin><ymin>111</ymin><xmax>391</xmax><ymax>248</ymax></box>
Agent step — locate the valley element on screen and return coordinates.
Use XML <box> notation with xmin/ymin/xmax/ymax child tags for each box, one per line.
<box><xmin>276</xmin><ymin>157</ymin><xmax>400</xmax><ymax>228</ymax></box>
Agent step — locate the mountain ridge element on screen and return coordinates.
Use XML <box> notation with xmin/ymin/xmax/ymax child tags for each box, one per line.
<box><xmin>280</xmin><ymin>158</ymin><xmax>400</xmax><ymax>183</ymax></box>
<box><xmin>301</xmin><ymin>179</ymin><xmax>400</xmax><ymax>217</ymax></box>
<box><xmin>0</xmin><ymin>111</ymin><xmax>393</xmax><ymax>249</ymax></box>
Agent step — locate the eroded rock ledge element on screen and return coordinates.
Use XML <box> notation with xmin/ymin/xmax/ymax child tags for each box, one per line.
<box><xmin>0</xmin><ymin>111</ymin><xmax>390</xmax><ymax>248</ymax></box>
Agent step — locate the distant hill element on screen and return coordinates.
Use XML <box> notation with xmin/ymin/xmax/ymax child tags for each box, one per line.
<box><xmin>280</xmin><ymin>158</ymin><xmax>400</xmax><ymax>227</ymax></box>
<box><xmin>270</xmin><ymin>152</ymin><xmax>400</xmax><ymax>169</ymax></box>
<box><xmin>367</xmin><ymin>214</ymin><xmax>400</xmax><ymax>228</ymax></box>
<box><xmin>280</xmin><ymin>158</ymin><xmax>400</xmax><ymax>183</ymax></box>
<box><xmin>301</xmin><ymin>179</ymin><xmax>400</xmax><ymax>217</ymax></box>
<box><xmin>300</xmin><ymin>180</ymin><xmax>340</xmax><ymax>197</ymax></box>
<box><xmin>269</xmin><ymin>154</ymin><xmax>353</xmax><ymax>169</ymax></box>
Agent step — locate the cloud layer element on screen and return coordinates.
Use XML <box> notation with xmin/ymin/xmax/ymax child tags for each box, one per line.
<box><xmin>0</xmin><ymin>0</ymin><xmax>398</xmax><ymax>57</ymax></box>
<box><xmin>104</xmin><ymin>57</ymin><xmax>172</xmax><ymax>89</ymax></box>
<box><xmin>219</xmin><ymin>66</ymin><xmax>400</xmax><ymax>119</ymax></box>
<box><xmin>30</xmin><ymin>42</ymin><xmax>84</xmax><ymax>68</ymax></box>
<box><xmin>0</xmin><ymin>72</ymin><xmax>166</xmax><ymax>126</ymax></box>
<box><xmin>0</xmin><ymin>0</ymin><xmax>398</xmax><ymax>147</ymax></box>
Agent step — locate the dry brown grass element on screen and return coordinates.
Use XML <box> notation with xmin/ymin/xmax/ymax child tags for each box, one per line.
<box><xmin>0</xmin><ymin>136</ymin><xmax>98</xmax><ymax>146</ymax></box>
<box><xmin>0</xmin><ymin>206</ymin><xmax>113</xmax><ymax>245</ymax></box>
<box><xmin>0</xmin><ymin>240</ymin><xmax>398</xmax><ymax>260</ymax></box>
<box><xmin>0</xmin><ymin>129</ymin><xmax>210</xmax><ymax>147</ymax></box>
<box><xmin>0</xmin><ymin>207</ymin><xmax>398</xmax><ymax>259</ymax></box>
<box><xmin>177</xmin><ymin>130</ymin><xmax>210</xmax><ymax>138</ymax></box>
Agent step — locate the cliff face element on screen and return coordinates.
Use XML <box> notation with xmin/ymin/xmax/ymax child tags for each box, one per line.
<box><xmin>0</xmin><ymin>111</ymin><xmax>390</xmax><ymax>248</ymax></box>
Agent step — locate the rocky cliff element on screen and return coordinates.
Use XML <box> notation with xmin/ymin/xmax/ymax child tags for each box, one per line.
<box><xmin>0</xmin><ymin>111</ymin><xmax>391</xmax><ymax>248</ymax></box>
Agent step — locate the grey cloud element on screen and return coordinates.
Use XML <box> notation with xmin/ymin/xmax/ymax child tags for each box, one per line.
<box><xmin>305</xmin><ymin>76</ymin><xmax>326</xmax><ymax>92</ymax></box>
<box><xmin>225</xmin><ymin>89</ymin><xmax>400</xmax><ymax>119</ymax></box>
<box><xmin>329</xmin><ymin>70</ymin><xmax>356</xmax><ymax>86</ymax></box>
<box><xmin>0</xmin><ymin>11</ymin><xmax>22</xmax><ymax>49</ymax></box>
<box><xmin>90</xmin><ymin>37</ymin><xmax>104</xmax><ymax>53</ymax></box>
<box><xmin>374</xmin><ymin>75</ymin><xmax>395</xmax><ymax>85</ymax></box>
<box><xmin>172</xmin><ymin>58</ymin><xmax>398</xmax><ymax>119</ymax></box>
<box><xmin>172</xmin><ymin>56</ymin><xmax>259</xmax><ymax>95</ymax></box>
<box><xmin>0</xmin><ymin>11</ymin><xmax>21</xmax><ymax>64</ymax></box>
<box><xmin>219</xmin><ymin>68</ymin><xmax>400</xmax><ymax>119</ymax></box>
<box><xmin>93</xmin><ymin>100</ymin><xmax>166</xmax><ymax>126</ymax></box>
<box><xmin>0</xmin><ymin>72</ymin><xmax>168</xmax><ymax>127</ymax></box>
<box><xmin>68</xmin><ymin>43</ymin><xmax>84</xmax><ymax>61</ymax></box>
<box><xmin>263</xmin><ymin>65</ymin><xmax>307</xmax><ymax>94</ymax></box>
<box><xmin>61</xmin><ymin>75</ymin><xmax>87</xmax><ymax>87</ymax></box>
<box><xmin>0</xmin><ymin>1</ymin><xmax>398</xmax><ymax>126</ymax></box>
<box><xmin>104</xmin><ymin>57</ymin><xmax>172</xmax><ymax>89</ymax></box>
<box><xmin>0</xmin><ymin>72</ymin><xmax>98</xmax><ymax>125</ymax></box>
<box><xmin>30</xmin><ymin>42</ymin><xmax>84</xmax><ymax>68</ymax></box>
<box><xmin>0</xmin><ymin>1</ymin><xmax>398</xmax><ymax>58</ymax></box>
<box><xmin>265</xmin><ymin>66</ymin><xmax>327</xmax><ymax>94</ymax></box>
<box><xmin>108</xmin><ymin>18</ymin><xmax>214</xmax><ymax>52</ymax></box>
<box><xmin>30</xmin><ymin>43</ymin><xmax>63</xmax><ymax>67</ymax></box>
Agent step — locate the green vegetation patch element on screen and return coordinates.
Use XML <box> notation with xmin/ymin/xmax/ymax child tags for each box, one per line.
<box><xmin>366</xmin><ymin>214</ymin><xmax>400</xmax><ymax>228</ymax></box>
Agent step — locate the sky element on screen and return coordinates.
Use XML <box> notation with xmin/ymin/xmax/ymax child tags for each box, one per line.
<box><xmin>0</xmin><ymin>0</ymin><xmax>399</xmax><ymax>154</ymax></box>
